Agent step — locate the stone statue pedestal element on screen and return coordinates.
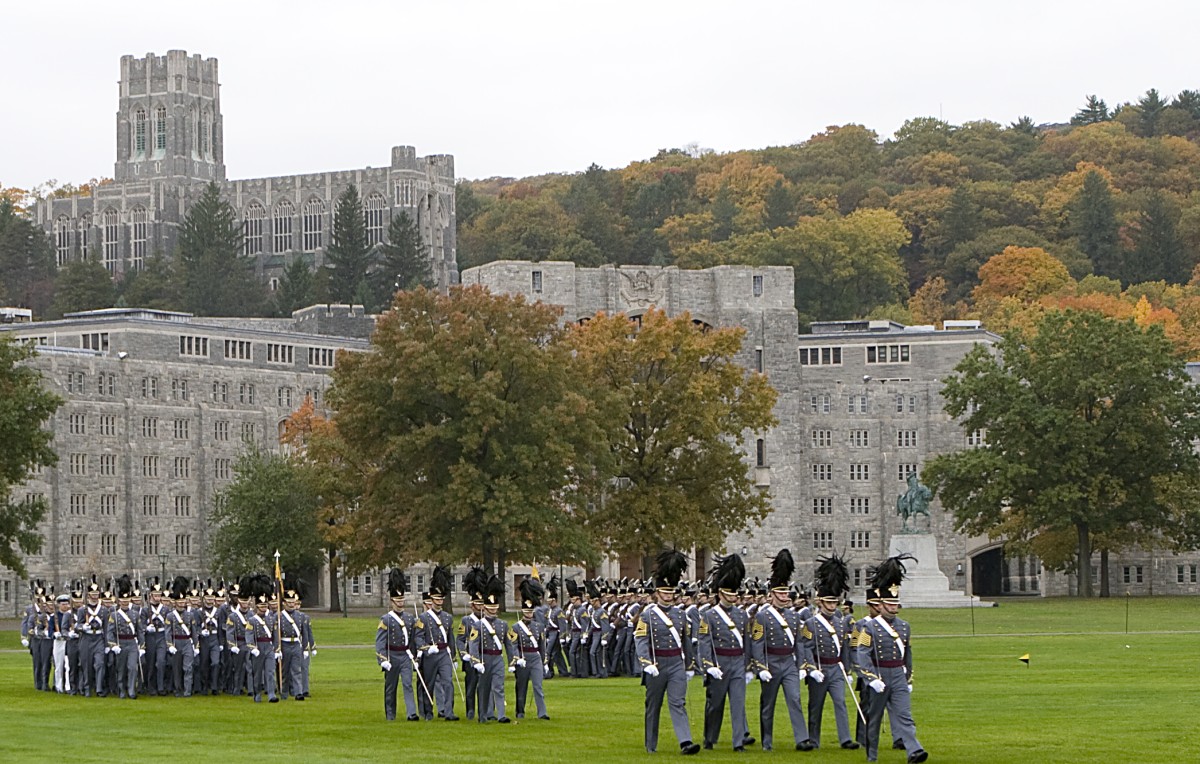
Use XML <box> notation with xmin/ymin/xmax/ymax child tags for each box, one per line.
<box><xmin>888</xmin><ymin>533</ymin><xmax>990</xmax><ymax>609</ymax></box>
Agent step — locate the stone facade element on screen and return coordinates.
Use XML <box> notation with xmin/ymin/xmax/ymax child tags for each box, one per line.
<box><xmin>29</xmin><ymin>51</ymin><xmax>457</xmax><ymax>292</ymax></box>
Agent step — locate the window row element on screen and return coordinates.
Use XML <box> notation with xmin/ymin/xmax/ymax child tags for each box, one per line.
<box><xmin>811</xmin><ymin>497</ymin><xmax>873</xmax><ymax>515</ymax></box>
<box><xmin>54</xmin><ymin>209</ymin><xmax>149</xmax><ymax>272</ymax></box>
<box><xmin>797</xmin><ymin>344</ymin><xmax>912</xmax><ymax>366</ymax></box>
<box><xmin>61</xmin><ymin>370</ymin><xmax>313</xmax><ymax>409</ymax></box>
<box><xmin>812</xmin><ymin>463</ymin><xmax>919</xmax><ymax>481</ymax></box>
<box><xmin>807</xmin><ymin>393</ymin><xmax>921</xmax><ymax>415</ymax></box>
<box><xmin>812</xmin><ymin>531</ymin><xmax>871</xmax><ymax>550</ymax></box>
<box><xmin>810</xmin><ymin>428</ymin><xmax>920</xmax><ymax>448</ymax></box>
<box><xmin>242</xmin><ymin>195</ymin><xmax>390</xmax><ymax>255</ymax></box>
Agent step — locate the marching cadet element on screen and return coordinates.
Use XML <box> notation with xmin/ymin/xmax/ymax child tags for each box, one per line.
<box><xmin>800</xmin><ymin>554</ymin><xmax>860</xmax><ymax>750</ymax></box>
<box><xmin>699</xmin><ymin>553</ymin><xmax>755</xmax><ymax>752</ymax></box>
<box><xmin>635</xmin><ymin>549</ymin><xmax>700</xmax><ymax>755</ymax></box>
<box><xmin>468</xmin><ymin>575</ymin><xmax>511</xmax><ymax>723</ymax></box>
<box><xmin>458</xmin><ymin>567</ymin><xmax>487</xmax><ymax>719</ymax></box>
<box><xmin>140</xmin><ymin>579</ymin><xmax>170</xmax><ymax>695</ymax></box>
<box><xmin>247</xmin><ymin>577</ymin><xmax>279</xmax><ymax>703</ymax></box>
<box><xmin>225</xmin><ymin>580</ymin><xmax>253</xmax><ymax>695</ymax></box>
<box><xmin>299</xmin><ymin>592</ymin><xmax>315</xmax><ymax>699</ymax></box>
<box><xmin>855</xmin><ymin>555</ymin><xmax>927</xmax><ymax>764</ymax></box>
<box><xmin>565</xmin><ymin>579</ymin><xmax>587</xmax><ymax>678</ymax></box>
<box><xmin>75</xmin><ymin>578</ymin><xmax>109</xmax><ymax>697</ymax></box>
<box><xmin>166</xmin><ymin>577</ymin><xmax>197</xmax><ymax>697</ymax></box>
<box><xmin>107</xmin><ymin>576</ymin><xmax>144</xmax><ymax>699</ymax></box>
<box><xmin>278</xmin><ymin>581</ymin><xmax>306</xmax><ymax>700</ymax></box>
<box><xmin>415</xmin><ymin>565</ymin><xmax>459</xmax><ymax>720</ymax></box>
<box><xmin>510</xmin><ymin>577</ymin><xmax>550</xmax><ymax>720</ymax></box>
<box><xmin>197</xmin><ymin>583</ymin><xmax>223</xmax><ymax>695</ymax></box>
<box><xmin>542</xmin><ymin>577</ymin><xmax>569</xmax><ymax>679</ymax></box>
<box><xmin>23</xmin><ymin>584</ymin><xmax>50</xmax><ymax>690</ymax></box>
<box><xmin>750</xmin><ymin>549</ymin><xmax>816</xmax><ymax>752</ymax></box>
<box><xmin>376</xmin><ymin>569</ymin><xmax>420</xmax><ymax>721</ymax></box>
<box><xmin>51</xmin><ymin>592</ymin><xmax>76</xmax><ymax>693</ymax></box>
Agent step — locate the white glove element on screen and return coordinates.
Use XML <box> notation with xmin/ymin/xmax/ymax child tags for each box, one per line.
<box><xmin>105</xmin><ymin>646</ymin><xmax>112</xmax><ymax>654</ymax></box>
<box><xmin>706</xmin><ymin>667</ymin><xmax>724</xmax><ymax>680</ymax></box>
<box><xmin>21</xmin><ymin>638</ymin><xmax>29</xmax><ymax>647</ymax></box>
<box><xmin>907</xmin><ymin>683</ymin><xmax>913</xmax><ymax>693</ymax></box>
<box><xmin>508</xmin><ymin>665</ymin><xmax>516</xmax><ymax>673</ymax></box>
<box><xmin>744</xmin><ymin>671</ymin><xmax>754</xmax><ymax>685</ymax></box>
<box><xmin>798</xmin><ymin>668</ymin><xmax>808</xmax><ymax>680</ymax></box>
<box><xmin>758</xmin><ymin>670</ymin><xmax>773</xmax><ymax>683</ymax></box>
<box><xmin>218</xmin><ymin>645</ymin><xmax>223</xmax><ymax>653</ymax></box>
<box><xmin>168</xmin><ymin>645</ymin><xmax>177</xmax><ymax>655</ymax></box>
<box><xmin>113</xmin><ymin>646</ymin><xmax>122</xmax><ymax>655</ymax></box>
<box><xmin>303</xmin><ymin>650</ymin><xmax>310</xmax><ymax>658</ymax></box>
<box><xmin>200</xmin><ymin>629</ymin><xmax>210</xmax><ymax>637</ymax></box>
<box><xmin>275</xmin><ymin>650</ymin><xmax>283</xmax><ymax>660</ymax></box>
<box><xmin>643</xmin><ymin>664</ymin><xmax>660</xmax><ymax>677</ymax></box>
<box><xmin>138</xmin><ymin>648</ymin><xmax>146</xmax><ymax>657</ymax></box>
<box><xmin>311</xmin><ymin>649</ymin><xmax>317</xmax><ymax>656</ymax></box>
<box><xmin>474</xmin><ymin>662</ymin><xmax>485</xmax><ymax>674</ymax></box>
<box><xmin>869</xmin><ymin>679</ymin><xmax>886</xmax><ymax>693</ymax></box>
<box><xmin>462</xmin><ymin>654</ymin><xmax>471</xmax><ymax>665</ymax></box>
<box><xmin>516</xmin><ymin>658</ymin><xmax>527</xmax><ymax>668</ymax></box>
<box><xmin>427</xmin><ymin>644</ymin><xmax>440</xmax><ymax>655</ymax></box>
<box><xmin>810</xmin><ymin>670</ymin><xmax>825</xmax><ymax>683</ymax></box>
<box><xmin>230</xmin><ymin>646</ymin><xmax>240</xmax><ymax>655</ymax></box>
<box><xmin>601</xmin><ymin>640</ymin><xmax>608</xmax><ymax>646</ymax></box>
<box><xmin>686</xmin><ymin>670</ymin><xmax>695</xmax><ymax>680</ymax></box>
<box><xmin>251</xmin><ymin>648</ymin><xmax>261</xmax><ymax>658</ymax></box>
<box><xmin>145</xmin><ymin>625</ymin><xmax>155</xmax><ymax>633</ymax></box>
<box><xmin>55</xmin><ymin>634</ymin><xmax>65</xmax><ymax>641</ymax></box>
<box><xmin>381</xmin><ymin>660</ymin><xmax>392</xmax><ymax>672</ymax></box>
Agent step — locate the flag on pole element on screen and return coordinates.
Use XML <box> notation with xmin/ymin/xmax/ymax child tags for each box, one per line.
<box><xmin>1019</xmin><ymin>653</ymin><xmax>1030</xmax><ymax>665</ymax></box>
<box><xmin>274</xmin><ymin>550</ymin><xmax>282</xmax><ymax>583</ymax></box>
<box><xmin>531</xmin><ymin>563</ymin><xmax>541</xmax><ymax>581</ymax></box>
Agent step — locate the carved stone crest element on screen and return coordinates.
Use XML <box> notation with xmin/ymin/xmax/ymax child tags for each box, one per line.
<box><xmin>619</xmin><ymin>269</ymin><xmax>667</xmax><ymax>309</ymax></box>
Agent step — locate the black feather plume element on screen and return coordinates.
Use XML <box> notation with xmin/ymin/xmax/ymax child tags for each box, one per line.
<box><xmin>814</xmin><ymin>553</ymin><xmax>850</xmax><ymax>599</ymax></box>
<box><xmin>709</xmin><ymin>553</ymin><xmax>746</xmax><ymax>593</ymax></box>
<box><xmin>769</xmin><ymin>548</ymin><xmax>794</xmax><ymax>589</ymax></box>
<box><xmin>430</xmin><ymin>565</ymin><xmax>452</xmax><ymax>597</ymax></box>
<box><xmin>654</xmin><ymin>549</ymin><xmax>688</xmax><ymax>589</ymax></box>
<box><xmin>519</xmin><ymin>577</ymin><xmax>543</xmax><ymax>609</ymax></box>
<box><xmin>870</xmin><ymin>553</ymin><xmax>917</xmax><ymax>599</ymax></box>
<box><xmin>387</xmin><ymin>568</ymin><xmax>406</xmax><ymax>597</ymax></box>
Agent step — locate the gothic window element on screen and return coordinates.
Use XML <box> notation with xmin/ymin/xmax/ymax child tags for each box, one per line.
<box><xmin>134</xmin><ymin>109</ymin><xmax>147</xmax><ymax>155</ymax></box>
<box><xmin>102</xmin><ymin>208</ymin><xmax>120</xmax><ymax>272</ymax></box>
<box><xmin>302</xmin><ymin>198</ymin><xmax>325</xmax><ymax>251</ymax></box>
<box><xmin>130</xmin><ymin>206</ymin><xmax>148</xmax><ymax>271</ymax></box>
<box><xmin>54</xmin><ymin>216</ymin><xmax>72</xmax><ymax>266</ymax></box>
<box><xmin>154</xmin><ymin>106</ymin><xmax>167</xmax><ymax>151</ymax></box>
<box><xmin>364</xmin><ymin>193</ymin><xmax>387</xmax><ymax>245</ymax></box>
<box><xmin>243</xmin><ymin>202</ymin><xmax>265</xmax><ymax>255</ymax></box>
<box><xmin>273</xmin><ymin>200</ymin><xmax>294</xmax><ymax>252</ymax></box>
<box><xmin>199</xmin><ymin>109</ymin><xmax>210</xmax><ymax>157</ymax></box>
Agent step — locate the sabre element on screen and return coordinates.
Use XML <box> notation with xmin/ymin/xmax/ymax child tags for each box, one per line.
<box><xmin>839</xmin><ymin>662</ymin><xmax>867</xmax><ymax>726</ymax></box>
<box><xmin>410</xmin><ymin>599</ymin><xmax>436</xmax><ymax>712</ymax></box>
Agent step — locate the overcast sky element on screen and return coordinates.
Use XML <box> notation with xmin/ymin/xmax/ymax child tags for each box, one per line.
<box><xmin>3</xmin><ymin>1</ymin><xmax>1195</xmax><ymax>191</ymax></box>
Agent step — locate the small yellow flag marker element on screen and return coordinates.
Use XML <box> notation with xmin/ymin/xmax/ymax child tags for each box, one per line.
<box><xmin>1019</xmin><ymin>654</ymin><xmax>1030</xmax><ymax>665</ymax></box>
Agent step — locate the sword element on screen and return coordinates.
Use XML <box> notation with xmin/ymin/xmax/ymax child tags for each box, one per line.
<box><xmin>839</xmin><ymin>662</ymin><xmax>867</xmax><ymax>726</ymax></box>
<box><xmin>411</xmin><ymin>648</ymin><xmax>436</xmax><ymax>710</ymax></box>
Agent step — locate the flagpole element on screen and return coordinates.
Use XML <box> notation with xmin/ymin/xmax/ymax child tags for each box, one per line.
<box><xmin>274</xmin><ymin>550</ymin><xmax>283</xmax><ymax>697</ymax></box>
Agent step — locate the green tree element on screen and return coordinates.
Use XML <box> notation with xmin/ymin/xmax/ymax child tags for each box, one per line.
<box><xmin>1008</xmin><ymin>116</ymin><xmax>1036</xmax><ymax>134</ymax></box>
<box><xmin>0</xmin><ymin>198</ymin><xmax>55</xmax><ymax>316</ymax></box>
<box><xmin>1070</xmin><ymin>171</ymin><xmax>1122</xmax><ymax>280</ymax></box>
<box><xmin>177</xmin><ymin>182</ymin><xmax>263</xmax><ymax>316</ymax></box>
<box><xmin>1135</xmin><ymin>88</ymin><xmax>1169</xmax><ymax>136</ymax></box>
<box><xmin>710</xmin><ymin>184</ymin><xmax>737</xmax><ymax>242</ymax></box>
<box><xmin>327</xmin><ymin>286</ymin><xmax>606</xmax><ymax>574</ymax></box>
<box><xmin>119</xmin><ymin>253</ymin><xmax>181</xmax><ymax>310</ymax></box>
<box><xmin>50</xmin><ymin>258</ymin><xmax>116</xmax><ymax>317</ymax></box>
<box><xmin>764</xmin><ymin>179</ymin><xmax>794</xmax><ymax>229</ymax></box>
<box><xmin>923</xmin><ymin>310</ymin><xmax>1200</xmax><ymax>597</ymax></box>
<box><xmin>0</xmin><ymin>336</ymin><xmax>63</xmax><ymax>576</ymax></box>
<box><xmin>209</xmin><ymin>447</ymin><xmax>324</xmax><ymax>576</ymax></box>
<box><xmin>275</xmin><ymin>256</ymin><xmax>315</xmax><ymax>316</ymax></box>
<box><xmin>1070</xmin><ymin>95</ymin><xmax>1110</xmax><ymax>126</ymax></box>
<box><xmin>324</xmin><ymin>184</ymin><xmax>372</xmax><ymax>304</ymax></box>
<box><xmin>941</xmin><ymin>184</ymin><xmax>980</xmax><ymax>252</ymax></box>
<box><xmin>1130</xmin><ymin>190</ymin><xmax>1186</xmax><ymax>284</ymax></box>
<box><xmin>372</xmin><ymin>210</ymin><xmax>431</xmax><ymax>309</ymax></box>
<box><xmin>566</xmin><ymin>308</ymin><xmax>778</xmax><ymax>561</ymax></box>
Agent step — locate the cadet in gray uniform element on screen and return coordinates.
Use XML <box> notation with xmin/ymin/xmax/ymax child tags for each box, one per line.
<box><xmin>565</xmin><ymin>580</ymin><xmax>587</xmax><ymax>677</ymax></box>
<box><xmin>749</xmin><ymin>549</ymin><xmax>816</xmax><ymax>752</ymax></box>
<box><xmin>635</xmin><ymin>550</ymin><xmax>700</xmax><ymax>755</ymax></box>
<box><xmin>299</xmin><ymin>600</ymin><xmax>315</xmax><ymax>699</ymax></box>
<box><xmin>801</xmin><ymin>554</ymin><xmax>860</xmax><ymax>750</ymax></box>
<box><xmin>543</xmin><ymin>578</ymin><xmax>568</xmax><ymax>679</ymax></box>
<box><xmin>225</xmin><ymin>582</ymin><xmax>253</xmax><ymax>695</ymax></box>
<box><xmin>166</xmin><ymin>577</ymin><xmax>197</xmax><ymax>697</ymax></box>
<box><xmin>699</xmin><ymin>553</ymin><xmax>755</xmax><ymax>752</ymax></box>
<box><xmin>468</xmin><ymin>575</ymin><xmax>512</xmax><ymax>723</ymax></box>
<box><xmin>415</xmin><ymin>566</ymin><xmax>459</xmax><ymax>721</ymax></box>
<box><xmin>140</xmin><ymin>581</ymin><xmax>170</xmax><ymax>695</ymax></box>
<box><xmin>376</xmin><ymin>569</ymin><xmax>420</xmax><ymax>721</ymax></box>
<box><xmin>511</xmin><ymin>578</ymin><xmax>550</xmax><ymax>720</ymax></box>
<box><xmin>586</xmin><ymin>580</ymin><xmax>610</xmax><ymax>678</ymax></box>
<box><xmin>107</xmin><ymin>576</ymin><xmax>144</xmax><ymax>699</ymax></box>
<box><xmin>279</xmin><ymin>583</ymin><xmax>306</xmax><ymax>700</ymax></box>
<box><xmin>855</xmin><ymin>555</ymin><xmax>927</xmax><ymax>764</ymax></box>
<box><xmin>458</xmin><ymin>568</ymin><xmax>487</xmax><ymax>719</ymax></box>
<box><xmin>247</xmin><ymin>578</ymin><xmax>279</xmax><ymax>703</ymax></box>
<box><xmin>76</xmin><ymin>579</ymin><xmax>110</xmax><ymax>697</ymax></box>
<box><xmin>197</xmin><ymin>584</ymin><xmax>224</xmax><ymax>695</ymax></box>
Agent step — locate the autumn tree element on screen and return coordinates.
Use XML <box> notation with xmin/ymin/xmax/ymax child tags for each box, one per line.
<box><xmin>566</xmin><ymin>309</ymin><xmax>778</xmax><ymax>563</ymax></box>
<box><xmin>923</xmin><ymin>310</ymin><xmax>1200</xmax><ymax>597</ymax></box>
<box><xmin>327</xmin><ymin>286</ymin><xmax>607</xmax><ymax>575</ymax></box>
<box><xmin>0</xmin><ymin>336</ymin><xmax>63</xmax><ymax>576</ymax></box>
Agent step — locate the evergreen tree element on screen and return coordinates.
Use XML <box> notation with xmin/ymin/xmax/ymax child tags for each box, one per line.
<box><xmin>119</xmin><ymin>252</ymin><xmax>182</xmax><ymax>310</ymax></box>
<box><xmin>1131</xmin><ymin>190</ymin><xmax>1186</xmax><ymax>283</ymax></box>
<box><xmin>372</xmin><ymin>211</ymin><xmax>430</xmax><ymax>309</ymax></box>
<box><xmin>1070</xmin><ymin>171</ymin><xmax>1122</xmax><ymax>280</ymax></box>
<box><xmin>50</xmin><ymin>258</ymin><xmax>116</xmax><ymax>317</ymax></box>
<box><xmin>941</xmin><ymin>184</ymin><xmax>980</xmax><ymax>251</ymax></box>
<box><xmin>710</xmin><ymin>184</ymin><xmax>737</xmax><ymax>242</ymax></box>
<box><xmin>1136</xmin><ymin>88</ymin><xmax>1169</xmax><ymax>136</ymax></box>
<box><xmin>1070</xmin><ymin>95</ymin><xmax>1110</xmax><ymax>125</ymax></box>
<box><xmin>1172</xmin><ymin>89</ymin><xmax>1200</xmax><ymax>119</ymax></box>
<box><xmin>177</xmin><ymin>182</ymin><xmax>263</xmax><ymax>316</ymax></box>
<box><xmin>1008</xmin><ymin>115</ymin><xmax>1037</xmax><ymax>134</ymax></box>
<box><xmin>764</xmin><ymin>179</ymin><xmax>794</xmax><ymax>230</ymax></box>
<box><xmin>0</xmin><ymin>198</ymin><xmax>56</xmax><ymax>316</ymax></box>
<box><xmin>275</xmin><ymin>256</ymin><xmax>315</xmax><ymax>316</ymax></box>
<box><xmin>324</xmin><ymin>185</ymin><xmax>372</xmax><ymax>304</ymax></box>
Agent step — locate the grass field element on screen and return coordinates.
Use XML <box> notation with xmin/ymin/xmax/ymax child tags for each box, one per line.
<box><xmin>1</xmin><ymin>597</ymin><xmax>1196</xmax><ymax>763</ymax></box>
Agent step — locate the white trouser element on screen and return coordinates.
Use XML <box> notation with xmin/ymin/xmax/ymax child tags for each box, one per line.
<box><xmin>53</xmin><ymin>638</ymin><xmax>71</xmax><ymax>692</ymax></box>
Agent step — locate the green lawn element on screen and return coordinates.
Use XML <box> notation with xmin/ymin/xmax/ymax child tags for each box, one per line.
<box><xmin>1</xmin><ymin>597</ymin><xmax>1195</xmax><ymax>762</ymax></box>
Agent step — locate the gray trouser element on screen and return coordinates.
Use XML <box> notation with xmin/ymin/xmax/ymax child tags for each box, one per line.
<box><xmin>588</xmin><ymin>631</ymin><xmax>608</xmax><ymax>677</ymax></box>
<box><xmin>301</xmin><ymin>650</ymin><xmax>310</xmax><ymax>694</ymax></box>
<box><xmin>865</xmin><ymin>667</ymin><xmax>922</xmax><ymax>761</ymax></box>
<box><xmin>80</xmin><ymin>634</ymin><xmax>106</xmax><ymax>694</ymax></box>
<box><xmin>759</xmin><ymin>659</ymin><xmax>811</xmax><ymax>750</ymax></box>
<box><xmin>462</xmin><ymin>655</ymin><xmax>479</xmax><ymax>717</ymax></box>
<box><xmin>250</xmin><ymin>645</ymin><xmax>276</xmax><ymax>700</ymax></box>
<box><xmin>544</xmin><ymin>630</ymin><xmax>568</xmax><ymax>676</ymax></box>
<box><xmin>569</xmin><ymin>632</ymin><xmax>586</xmax><ymax>677</ymax></box>
<box><xmin>514</xmin><ymin>652</ymin><xmax>546</xmax><ymax>718</ymax></box>
<box><xmin>280</xmin><ymin>641</ymin><xmax>303</xmax><ymax>697</ymax></box>
<box><xmin>144</xmin><ymin>632</ymin><xmax>167</xmax><ymax>693</ymax></box>
<box><xmin>198</xmin><ymin>636</ymin><xmax>221</xmax><ymax>693</ymax></box>
<box><xmin>644</xmin><ymin>657</ymin><xmax>692</xmax><ymax>752</ymax></box>
<box><xmin>115</xmin><ymin>641</ymin><xmax>140</xmax><ymax>697</ymax></box>
<box><xmin>476</xmin><ymin>654</ymin><xmax>506</xmax><ymax>720</ymax></box>
<box><xmin>226</xmin><ymin>644</ymin><xmax>248</xmax><ymax>694</ymax></box>
<box><xmin>808</xmin><ymin>663</ymin><xmax>853</xmax><ymax>746</ymax></box>
<box><xmin>703</xmin><ymin>656</ymin><xmax>750</xmax><ymax>749</ymax></box>
<box><xmin>170</xmin><ymin>640</ymin><xmax>195</xmax><ymax>695</ymax></box>
<box><xmin>382</xmin><ymin>653</ymin><xmax>416</xmax><ymax>720</ymax></box>
<box><xmin>419</xmin><ymin>650</ymin><xmax>454</xmax><ymax>718</ymax></box>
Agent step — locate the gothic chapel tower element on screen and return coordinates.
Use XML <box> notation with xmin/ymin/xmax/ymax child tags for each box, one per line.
<box><xmin>114</xmin><ymin>51</ymin><xmax>225</xmax><ymax>184</ymax></box>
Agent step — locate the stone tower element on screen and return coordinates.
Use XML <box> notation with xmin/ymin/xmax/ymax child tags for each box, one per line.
<box><xmin>114</xmin><ymin>50</ymin><xmax>225</xmax><ymax>184</ymax></box>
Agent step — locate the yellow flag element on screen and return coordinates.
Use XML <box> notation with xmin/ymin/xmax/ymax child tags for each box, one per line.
<box><xmin>531</xmin><ymin>563</ymin><xmax>541</xmax><ymax>580</ymax></box>
<box><xmin>274</xmin><ymin>552</ymin><xmax>281</xmax><ymax>581</ymax></box>
<box><xmin>1019</xmin><ymin>653</ymin><xmax>1030</xmax><ymax>665</ymax></box>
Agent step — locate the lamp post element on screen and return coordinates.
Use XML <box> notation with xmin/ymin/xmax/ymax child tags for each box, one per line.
<box><xmin>158</xmin><ymin>551</ymin><xmax>168</xmax><ymax>585</ymax></box>
<box><xmin>337</xmin><ymin>550</ymin><xmax>348</xmax><ymax>618</ymax></box>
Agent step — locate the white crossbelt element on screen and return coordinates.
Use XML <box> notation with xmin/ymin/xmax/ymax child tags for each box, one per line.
<box><xmin>873</xmin><ymin>615</ymin><xmax>905</xmax><ymax>658</ymax></box>
<box><xmin>387</xmin><ymin>610</ymin><xmax>409</xmax><ymax>647</ymax></box>
<box><xmin>714</xmin><ymin>605</ymin><xmax>743</xmax><ymax>648</ymax></box>
<box><xmin>814</xmin><ymin>612</ymin><xmax>840</xmax><ymax>656</ymax></box>
<box><xmin>646</xmin><ymin>605</ymin><xmax>682</xmax><ymax>648</ymax></box>
<box><xmin>767</xmin><ymin>605</ymin><xmax>794</xmax><ymax>646</ymax></box>
<box><xmin>517</xmin><ymin>620</ymin><xmax>538</xmax><ymax>649</ymax></box>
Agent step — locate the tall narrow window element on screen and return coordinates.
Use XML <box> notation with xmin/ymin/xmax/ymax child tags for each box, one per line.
<box><xmin>154</xmin><ymin>106</ymin><xmax>167</xmax><ymax>151</ymax></box>
<box><xmin>54</xmin><ymin>216</ymin><xmax>72</xmax><ymax>266</ymax></box>
<box><xmin>199</xmin><ymin>109</ymin><xmax>210</xmax><ymax>157</ymax></box>
<box><xmin>364</xmin><ymin>193</ymin><xmax>386</xmax><ymax>245</ymax></box>
<box><xmin>244</xmin><ymin>203</ymin><xmax>265</xmax><ymax>255</ymax></box>
<box><xmin>273</xmin><ymin>200</ymin><xmax>294</xmax><ymax>252</ymax></box>
<box><xmin>302</xmin><ymin>199</ymin><xmax>325</xmax><ymax>251</ymax></box>
<box><xmin>134</xmin><ymin>109</ymin><xmax>147</xmax><ymax>155</ymax></box>
<box><xmin>130</xmin><ymin>206</ymin><xmax>148</xmax><ymax>271</ymax></box>
<box><xmin>78</xmin><ymin>213</ymin><xmax>91</xmax><ymax>258</ymax></box>
<box><xmin>102</xmin><ymin>209</ymin><xmax>120</xmax><ymax>271</ymax></box>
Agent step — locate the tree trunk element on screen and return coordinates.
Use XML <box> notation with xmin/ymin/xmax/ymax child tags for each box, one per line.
<box><xmin>1076</xmin><ymin>522</ymin><xmax>1093</xmax><ymax>597</ymax></box>
<box><xmin>327</xmin><ymin>546</ymin><xmax>341</xmax><ymax>613</ymax></box>
<box><xmin>482</xmin><ymin>536</ymin><xmax>495</xmax><ymax>577</ymax></box>
<box><xmin>498</xmin><ymin>545</ymin><xmax>507</xmax><ymax>613</ymax></box>
<box><xmin>1099</xmin><ymin>548</ymin><xmax>1110</xmax><ymax>598</ymax></box>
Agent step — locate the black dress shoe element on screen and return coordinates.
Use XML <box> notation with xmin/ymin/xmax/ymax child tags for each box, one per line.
<box><xmin>444</xmin><ymin>714</ymin><xmax>459</xmax><ymax>721</ymax></box>
<box><xmin>538</xmin><ymin>715</ymin><xmax>550</xmax><ymax>720</ymax></box>
<box><xmin>498</xmin><ymin>717</ymin><xmax>511</xmax><ymax>724</ymax></box>
<box><xmin>733</xmin><ymin>747</ymin><xmax>745</xmax><ymax>753</ymax></box>
<box><xmin>907</xmin><ymin>749</ymin><xmax>928</xmax><ymax>763</ymax></box>
<box><xmin>680</xmin><ymin>741</ymin><xmax>701</xmax><ymax>755</ymax></box>
<box><xmin>796</xmin><ymin>740</ymin><xmax>816</xmax><ymax>751</ymax></box>
<box><xmin>841</xmin><ymin>741</ymin><xmax>861</xmax><ymax>750</ymax></box>
<box><xmin>702</xmin><ymin>743</ymin><xmax>713</xmax><ymax>750</ymax></box>
<box><xmin>743</xmin><ymin>736</ymin><xmax>755</xmax><ymax>747</ymax></box>
<box><xmin>296</xmin><ymin>695</ymin><xmax>305</xmax><ymax>701</ymax></box>
<box><xmin>407</xmin><ymin>715</ymin><xmax>420</xmax><ymax>721</ymax></box>
<box><xmin>894</xmin><ymin>740</ymin><xmax>906</xmax><ymax>750</ymax></box>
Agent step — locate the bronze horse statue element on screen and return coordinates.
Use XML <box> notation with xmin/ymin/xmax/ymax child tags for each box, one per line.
<box><xmin>896</xmin><ymin>473</ymin><xmax>933</xmax><ymax>532</ymax></box>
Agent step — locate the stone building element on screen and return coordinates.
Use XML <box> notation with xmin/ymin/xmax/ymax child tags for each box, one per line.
<box><xmin>28</xmin><ymin>50</ymin><xmax>457</xmax><ymax>292</ymax></box>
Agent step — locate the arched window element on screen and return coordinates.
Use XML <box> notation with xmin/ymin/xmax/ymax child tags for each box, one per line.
<box><xmin>54</xmin><ymin>216</ymin><xmax>72</xmax><ymax>266</ymax></box>
<box><xmin>134</xmin><ymin>109</ymin><xmax>147</xmax><ymax>155</ymax></box>
<box><xmin>364</xmin><ymin>193</ymin><xmax>387</xmax><ymax>245</ymax></box>
<box><xmin>243</xmin><ymin>202</ymin><xmax>265</xmax><ymax>255</ymax></box>
<box><xmin>273</xmin><ymin>200</ymin><xmax>294</xmax><ymax>252</ymax></box>
<box><xmin>302</xmin><ymin>198</ymin><xmax>325</xmax><ymax>252</ymax></box>
<box><xmin>130</xmin><ymin>207</ymin><xmax>148</xmax><ymax>271</ymax></box>
<box><xmin>102</xmin><ymin>209</ymin><xmax>120</xmax><ymax>272</ymax></box>
<box><xmin>154</xmin><ymin>106</ymin><xmax>167</xmax><ymax>151</ymax></box>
